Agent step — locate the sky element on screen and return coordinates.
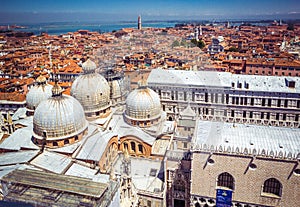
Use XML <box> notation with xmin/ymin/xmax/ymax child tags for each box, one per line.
<box><xmin>1</xmin><ymin>0</ymin><xmax>300</xmax><ymax>23</ymax></box>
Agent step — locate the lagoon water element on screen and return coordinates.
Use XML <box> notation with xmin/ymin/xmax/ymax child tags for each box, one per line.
<box><xmin>13</xmin><ymin>21</ymin><xmax>178</xmax><ymax>35</ymax></box>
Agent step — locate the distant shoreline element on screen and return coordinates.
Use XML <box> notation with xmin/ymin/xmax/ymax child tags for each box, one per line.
<box><xmin>1</xmin><ymin>19</ymin><xmax>300</xmax><ymax>36</ymax></box>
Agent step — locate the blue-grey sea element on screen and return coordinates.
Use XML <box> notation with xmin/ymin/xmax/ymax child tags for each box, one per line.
<box><xmin>13</xmin><ymin>21</ymin><xmax>178</xmax><ymax>35</ymax></box>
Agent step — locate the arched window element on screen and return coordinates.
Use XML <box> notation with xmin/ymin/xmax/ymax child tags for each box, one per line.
<box><xmin>64</xmin><ymin>139</ymin><xmax>69</xmax><ymax>145</ymax></box>
<box><xmin>217</xmin><ymin>172</ymin><xmax>235</xmax><ymax>190</ymax></box>
<box><xmin>263</xmin><ymin>178</ymin><xmax>282</xmax><ymax>196</ymax></box>
<box><xmin>138</xmin><ymin>144</ymin><xmax>143</xmax><ymax>153</ymax></box>
<box><xmin>130</xmin><ymin>142</ymin><xmax>136</xmax><ymax>152</ymax></box>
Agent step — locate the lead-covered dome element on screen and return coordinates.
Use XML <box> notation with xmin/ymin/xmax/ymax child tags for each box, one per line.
<box><xmin>71</xmin><ymin>59</ymin><xmax>111</xmax><ymax>120</ymax></box>
<box><xmin>125</xmin><ymin>82</ymin><xmax>161</xmax><ymax>127</ymax></box>
<box><xmin>26</xmin><ymin>75</ymin><xmax>53</xmax><ymax>114</ymax></box>
<box><xmin>33</xmin><ymin>83</ymin><xmax>88</xmax><ymax>148</ymax></box>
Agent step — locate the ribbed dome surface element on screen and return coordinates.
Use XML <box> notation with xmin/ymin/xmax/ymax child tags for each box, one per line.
<box><xmin>26</xmin><ymin>83</ymin><xmax>53</xmax><ymax>111</ymax></box>
<box><xmin>71</xmin><ymin>73</ymin><xmax>110</xmax><ymax>113</ymax></box>
<box><xmin>33</xmin><ymin>94</ymin><xmax>88</xmax><ymax>140</ymax></box>
<box><xmin>125</xmin><ymin>87</ymin><xmax>161</xmax><ymax>120</ymax></box>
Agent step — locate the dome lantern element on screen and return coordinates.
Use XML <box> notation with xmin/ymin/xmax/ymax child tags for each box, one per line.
<box><xmin>82</xmin><ymin>58</ymin><xmax>97</xmax><ymax>74</ymax></box>
<box><xmin>51</xmin><ymin>82</ymin><xmax>63</xmax><ymax>97</ymax></box>
<box><xmin>36</xmin><ymin>75</ymin><xmax>47</xmax><ymax>85</ymax></box>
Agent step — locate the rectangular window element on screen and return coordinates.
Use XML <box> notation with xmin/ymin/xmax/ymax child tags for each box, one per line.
<box><xmin>231</xmin><ymin>110</ymin><xmax>235</xmax><ymax>117</ymax></box>
<box><xmin>226</xmin><ymin>94</ymin><xmax>229</xmax><ymax>104</ymax></box>
<box><xmin>267</xmin><ymin>112</ymin><xmax>270</xmax><ymax>119</ymax></box>
<box><xmin>277</xmin><ymin>99</ymin><xmax>281</xmax><ymax>107</ymax></box>
<box><xmin>284</xmin><ymin>100</ymin><xmax>288</xmax><ymax>108</ymax></box>
<box><xmin>268</xmin><ymin>99</ymin><xmax>272</xmax><ymax>107</ymax></box>
<box><xmin>276</xmin><ymin>113</ymin><xmax>280</xmax><ymax>120</ymax></box>
<box><xmin>243</xmin><ymin>111</ymin><xmax>246</xmax><ymax>118</ymax></box>
<box><xmin>183</xmin><ymin>142</ymin><xmax>188</xmax><ymax>149</ymax></box>
<box><xmin>262</xmin><ymin>98</ymin><xmax>265</xmax><ymax>106</ymax></box>
<box><xmin>215</xmin><ymin>93</ymin><xmax>218</xmax><ymax>103</ymax></box>
<box><xmin>205</xmin><ymin>93</ymin><xmax>208</xmax><ymax>102</ymax></box>
<box><xmin>261</xmin><ymin>112</ymin><xmax>264</xmax><ymax>119</ymax></box>
<box><xmin>251</xmin><ymin>98</ymin><xmax>254</xmax><ymax>106</ymax></box>
<box><xmin>283</xmin><ymin>114</ymin><xmax>286</xmax><ymax>121</ymax></box>
<box><xmin>250</xmin><ymin>111</ymin><xmax>253</xmax><ymax>118</ymax></box>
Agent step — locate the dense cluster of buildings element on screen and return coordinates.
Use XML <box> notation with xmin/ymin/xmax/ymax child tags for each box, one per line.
<box><xmin>0</xmin><ymin>19</ymin><xmax>299</xmax><ymax>207</ymax></box>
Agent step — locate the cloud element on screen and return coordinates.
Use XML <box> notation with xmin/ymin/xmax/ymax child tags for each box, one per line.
<box><xmin>288</xmin><ymin>11</ymin><xmax>300</xmax><ymax>14</ymax></box>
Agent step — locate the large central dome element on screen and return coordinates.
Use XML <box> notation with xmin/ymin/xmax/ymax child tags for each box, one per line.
<box><xmin>125</xmin><ymin>82</ymin><xmax>161</xmax><ymax>127</ymax></box>
<box><xmin>33</xmin><ymin>83</ymin><xmax>88</xmax><ymax>148</ymax></box>
<box><xmin>71</xmin><ymin>59</ymin><xmax>111</xmax><ymax>120</ymax></box>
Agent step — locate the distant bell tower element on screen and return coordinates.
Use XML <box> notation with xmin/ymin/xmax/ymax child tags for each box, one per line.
<box><xmin>138</xmin><ymin>15</ymin><xmax>142</xmax><ymax>30</ymax></box>
<box><xmin>194</xmin><ymin>27</ymin><xmax>199</xmax><ymax>41</ymax></box>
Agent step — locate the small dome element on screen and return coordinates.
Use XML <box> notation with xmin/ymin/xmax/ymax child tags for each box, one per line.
<box><xmin>82</xmin><ymin>59</ymin><xmax>97</xmax><ymax>73</ymax></box>
<box><xmin>71</xmin><ymin>72</ymin><xmax>110</xmax><ymax>117</ymax></box>
<box><xmin>125</xmin><ymin>86</ymin><xmax>161</xmax><ymax>121</ymax></box>
<box><xmin>26</xmin><ymin>76</ymin><xmax>53</xmax><ymax>111</ymax></box>
<box><xmin>33</xmin><ymin>93</ymin><xmax>88</xmax><ymax>141</ymax></box>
